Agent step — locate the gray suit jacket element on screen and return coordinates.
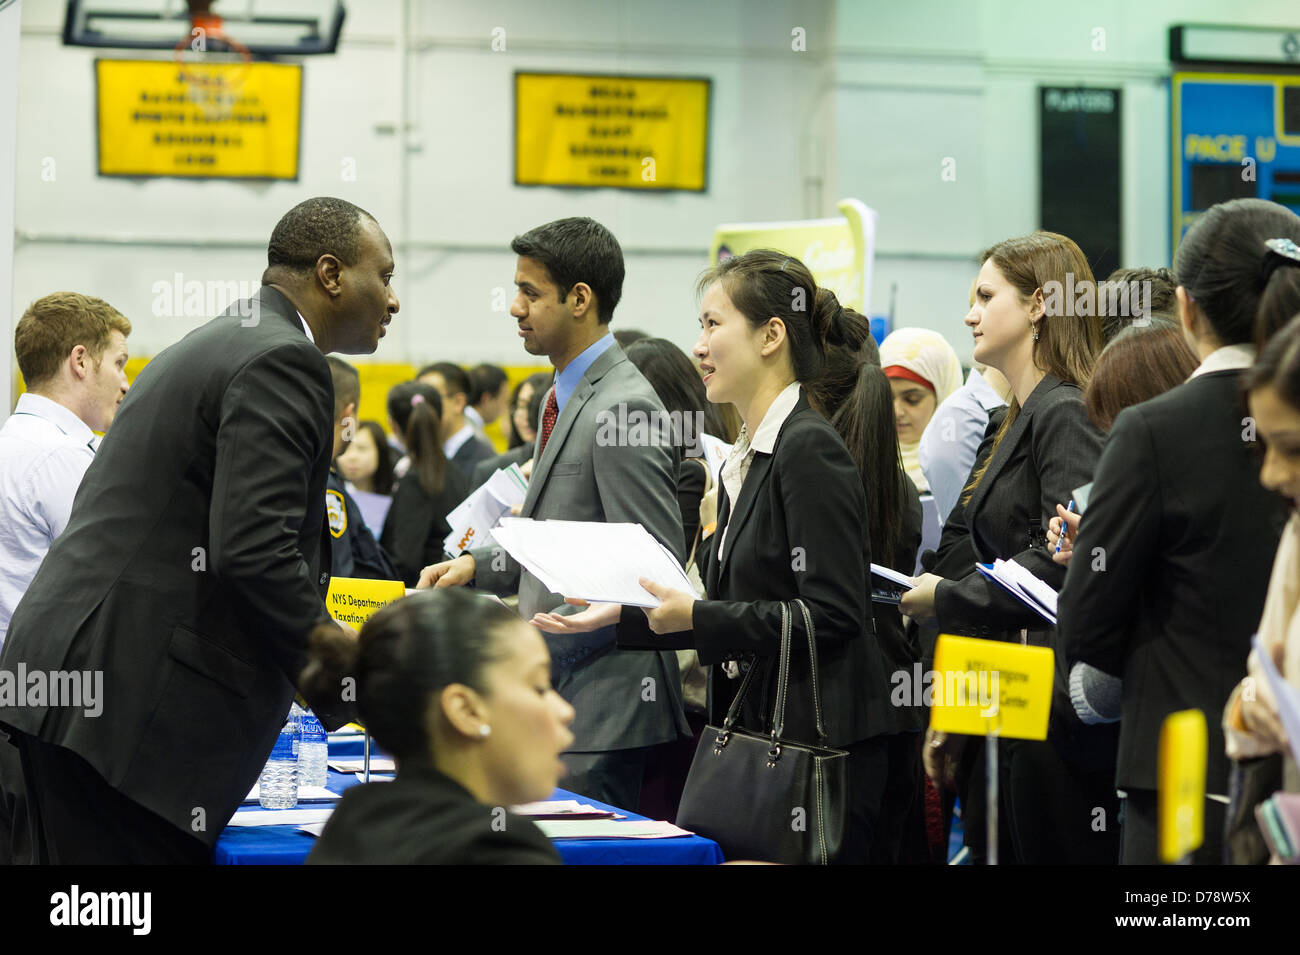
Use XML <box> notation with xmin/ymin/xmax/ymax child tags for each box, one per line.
<box><xmin>471</xmin><ymin>343</ymin><xmax>689</xmax><ymax>752</ymax></box>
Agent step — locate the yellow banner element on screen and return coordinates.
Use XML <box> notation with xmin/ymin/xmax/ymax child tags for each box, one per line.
<box><xmin>515</xmin><ymin>72</ymin><xmax>709</xmax><ymax>191</ymax></box>
<box><xmin>326</xmin><ymin>577</ymin><xmax>406</xmax><ymax>628</ymax></box>
<box><xmin>710</xmin><ymin>199</ymin><xmax>878</xmax><ymax>313</ymax></box>
<box><xmin>96</xmin><ymin>59</ymin><xmax>301</xmax><ymax>179</ymax></box>
<box><xmin>1158</xmin><ymin>709</ymin><xmax>1207</xmax><ymax>863</ymax></box>
<box><xmin>928</xmin><ymin>634</ymin><xmax>1054</xmax><ymax>740</ymax></box>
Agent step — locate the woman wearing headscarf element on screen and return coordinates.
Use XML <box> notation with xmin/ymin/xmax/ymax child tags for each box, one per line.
<box><xmin>879</xmin><ymin>328</ymin><xmax>965</xmax><ymax>492</ymax></box>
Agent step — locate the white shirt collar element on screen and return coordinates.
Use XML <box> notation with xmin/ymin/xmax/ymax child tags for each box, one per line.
<box><xmin>748</xmin><ymin>381</ymin><xmax>803</xmax><ymax>454</ymax></box>
<box><xmin>1188</xmin><ymin>343</ymin><xmax>1255</xmax><ymax>381</ymax></box>
<box><xmin>297</xmin><ymin>311</ymin><xmax>315</xmax><ymax>345</ymax></box>
<box><xmin>464</xmin><ymin>406</ymin><xmax>485</xmax><ymax>430</ymax></box>
<box><xmin>444</xmin><ymin>422</ymin><xmax>476</xmax><ymax>459</ymax></box>
<box><xmin>967</xmin><ymin>368</ymin><xmax>1008</xmax><ymax>412</ymax></box>
<box><xmin>13</xmin><ymin>393</ymin><xmax>97</xmax><ymax>446</ymax></box>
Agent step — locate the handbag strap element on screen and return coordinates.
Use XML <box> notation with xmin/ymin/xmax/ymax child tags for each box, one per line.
<box><xmin>771</xmin><ymin>598</ymin><xmax>829</xmax><ymax>745</ymax></box>
<box><xmin>719</xmin><ymin>602</ymin><xmax>790</xmax><ymax>733</ymax></box>
<box><xmin>719</xmin><ymin>599</ymin><xmax>829</xmax><ymax>747</ymax></box>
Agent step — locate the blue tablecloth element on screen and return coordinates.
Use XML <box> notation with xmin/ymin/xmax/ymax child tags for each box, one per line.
<box><xmin>214</xmin><ymin>734</ymin><xmax>723</xmax><ymax>865</ymax></box>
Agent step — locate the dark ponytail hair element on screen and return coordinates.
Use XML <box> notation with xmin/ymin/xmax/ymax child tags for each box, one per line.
<box><xmin>824</xmin><ymin>338</ymin><xmax>905</xmax><ymax>567</ymax></box>
<box><xmin>301</xmin><ymin>590</ymin><xmax>520</xmax><ymax>766</ymax></box>
<box><xmin>696</xmin><ymin>249</ymin><xmax>833</xmax><ymax>383</ymax></box>
<box><xmin>387</xmin><ymin>381</ymin><xmax>447</xmax><ymax>497</ymax></box>
<box><xmin>1174</xmin><ymin>198</ymin><xmax>1300</xmax><ymax>348</ymax></box>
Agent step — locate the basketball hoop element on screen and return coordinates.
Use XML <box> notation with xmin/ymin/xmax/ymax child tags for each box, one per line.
<box><xmin>173</xmin><ymin>5</ymin><xmax>252</xmax><ymax>122</ymax></box>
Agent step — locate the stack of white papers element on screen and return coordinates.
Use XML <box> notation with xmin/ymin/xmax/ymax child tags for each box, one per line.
<box><xmin>228</xmin><ymin>808</ymin><xmax>334</xmax><ymax>827</ymax></box>
<box><xmin>533</xmin><ymin>819</ymin><xmax>694</xmax><ymax>840</ymax></box>
<box><xmin>442</xmin><ymin>464</ymin><xmax>529</xmax><ymax>556</ymax></box>
<box><xmin>243</xmin><ymin>784</ymin><xmax>339</xmax><ymax>804</ymax></box>
<box><xmin>976</xmin><ymin>559</ymin><xmax>1058</xmax><ymax>625</ymax></box>
<box><xmin>871</xmin><ymin>563</ymin><xmax>913</xmax><ymax>604</ymax></box>
<box><xmin>490</xmin><ymin>518</ymin><xmax>694</xmax><ymax>607</ymax></box>
<box><xmin>510</xmin><ymin>799</ymin><xmax>616</xmax><ymax>820</ymax></box>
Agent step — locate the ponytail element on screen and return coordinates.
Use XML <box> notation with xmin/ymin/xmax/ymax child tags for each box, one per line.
<box><xmin>387</xmin><ymin>381</ymin><xmax>448</xmax><ymax>497</ymax></box>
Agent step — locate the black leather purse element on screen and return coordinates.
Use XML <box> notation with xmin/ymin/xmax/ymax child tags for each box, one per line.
<box><xmin>676</xmin><ymin>599</ymin><xmax>849</xmax><ymax>864</ymax></box>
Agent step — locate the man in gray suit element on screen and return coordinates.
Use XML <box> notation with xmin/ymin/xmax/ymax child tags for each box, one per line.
<box><xmin>420</xmin><ymin>217</ymin><xmax>688</xmax><ymax>809</ymax></box>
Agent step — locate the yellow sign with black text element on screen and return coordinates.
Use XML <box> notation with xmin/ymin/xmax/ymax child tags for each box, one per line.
<box><xmin>96</xmin><ymin>59</ymin><xmax>301</xmax><ymax>179</ymax></box>
<box><xmin>326</xmin><ymin>577</ymin><xmax>406</xmax><ymax>629</ymax></box>
<box><xmin>515</xmin><ymin>72</ymin><xmax>709</xmax><ymax>191</ymax></box>
<box><xmin>929</xmin><ymin>635</ymin><xmax>1054</xmax><ymax>741</ymax></box>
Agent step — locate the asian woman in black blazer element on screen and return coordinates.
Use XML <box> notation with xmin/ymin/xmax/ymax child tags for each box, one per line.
<box><xmin>901</xmin><ymin>231</ymin><xmax>1119</xmax><ymax>865</ymax></box>
<box><xmin>628</xmin><ymin>251</ymin><xmax>887</xmax><ymax>863</ymax></box>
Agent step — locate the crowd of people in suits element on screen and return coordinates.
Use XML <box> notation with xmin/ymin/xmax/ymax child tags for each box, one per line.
<box><xmin>1</xmin><ymin>195</ymin><xmax>1299</xmax><ymax>865</ymax></box>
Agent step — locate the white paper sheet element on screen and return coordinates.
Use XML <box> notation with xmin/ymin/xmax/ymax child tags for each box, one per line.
<box><xmin>328</xmin><ymin>757</ymin><xmax>396</xmax><ymax>773</ymax></box>
<box><xmin>698</xmin><ymin>433</ymin><xmax>732</xmax><ymax>485</ymax></box>
<box><xmin>227</xmin><ymin>808</ymin><xmax>335</xmax><ymax>827</ymax></box>
<box><xmin>442</xmin><ymin>464</ymin><xmax>528</xmax><ymax>556</ymax></box>
<box><xmin>533</xmin><ymin>818</ymin><xmax>694</xmax><ymax>839</ymax></box>
<box><xmin>490</xmin><ymin>518</ymin><xmax>694</xmax><ymax>607</ymax></box>
<box><xmin>243</xmin><ymin>784</ymin><xmax>339</xmax><ymax>804</ymax></box>
<box><xmin>1252</xmin><ymin>633</ymin><xmax>1300</xmax><ymax>766</ymax></box>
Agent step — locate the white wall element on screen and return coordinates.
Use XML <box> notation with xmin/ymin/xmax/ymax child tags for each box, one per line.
<box><xmin>1</xmin><ymin>0</ymin><xmax>20</xmax><ymax>409</ymax></box>
<box><xmin>834</xmin><ymin>0</ymin><xmax>1300</xmax><ymax>361</ymax></box>
<box><xmin>12</xmin><ymin>0</ymin><xmax>833</xmax><ymax>372</ymax></box>
<box><xmin>11</xmin><ymin>0</ymin><xmax>1300</xmax><ymax>383</ymax></box>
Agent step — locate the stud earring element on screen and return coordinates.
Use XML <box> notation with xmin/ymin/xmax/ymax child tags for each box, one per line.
<box><xmin>479</xmin><ymin>725</ymin><xmax>491</xmax><ymax>738</ymax></box>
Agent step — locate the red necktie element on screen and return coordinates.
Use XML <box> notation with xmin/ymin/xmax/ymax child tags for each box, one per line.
<box><xmin>538</xmin><ymin>388</ymin><xmax>559</xmax><ymax>457</ymax></box>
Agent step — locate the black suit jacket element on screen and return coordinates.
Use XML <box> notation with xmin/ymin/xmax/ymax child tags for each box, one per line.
<box><xmin>933</xmin><ymin>374</ymin><xmax>1116</xmax><ymax>761</ymax></box>
<box><xmin>380</xmin><ymin>466</ymin><xmax>470</xmax><ymax>586</ymax></box>
<box><xmin>450</xmin><ymin>433</ymin><xmax>498</xmax><ymax>484</ymax></box>
<box><xmin>306</xmin><ymin>764</ymin><xmax>561</xmax><ymax>864</ymax></box>
<box><xmin>623</xmin><ymin>391</ymin><xmax>881</xmax><ymax>747</ymax></box>
<box><xmin>0</xmin><ymin>287</ymin><xmax>343</xmax><ymax>847</ymax></box>
<box><xmin>1058</xmin><ymin>370</ymin><xmax>1287</xmax><ymax>792</ymax></box>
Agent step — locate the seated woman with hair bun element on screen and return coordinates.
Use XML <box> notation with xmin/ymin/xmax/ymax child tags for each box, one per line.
<box><xmin>305</xmin><ymin>589</ymin><xmax>574</xmax><ymax>865</ymax></box>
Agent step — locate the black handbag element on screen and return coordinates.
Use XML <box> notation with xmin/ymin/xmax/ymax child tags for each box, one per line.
<box><xmin>676</xmin><ymin>599</ymin><xmax>849</xmax><ymax>864</ymax></box>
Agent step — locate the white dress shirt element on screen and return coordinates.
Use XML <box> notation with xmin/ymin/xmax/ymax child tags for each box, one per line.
<box><xmin>0</xmin><ymin>393</ymin><xmax>98</xmax><ymax>646</ymax></box>
<box><xmin>918</xmin><ymin>368</ymin><xmax>1009</xmax><ymax>525</ymax></box>
<box><xmin>717</xmin><ymin>381</ymin><xmax>802</xmax><ymax>561</ymax></box>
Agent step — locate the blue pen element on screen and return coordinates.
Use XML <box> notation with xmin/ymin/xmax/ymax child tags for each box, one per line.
<box><xmin>1054</xmin><ymin>500</ymin><xmax>1075</xmax><ymax>554</ymax></box>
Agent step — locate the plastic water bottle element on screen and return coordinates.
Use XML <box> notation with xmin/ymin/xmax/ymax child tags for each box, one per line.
<box><xmin>258</xmin><ymin>707</ymin><xmax>301</xmax><ymax>809</ymax></box>
<box><xmin>298</xmin><ymin>707</ymin><xmax>329</xmax><ymax>788</ymax></box>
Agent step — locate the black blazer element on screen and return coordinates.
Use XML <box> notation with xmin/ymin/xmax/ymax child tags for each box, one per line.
<box><xmin>623</xmin><ymin>390</ymin><xmax>880</xmax><ymax>747</ymax></box>
<box><xmin>933</xmin><ymin>373</ymin><xmax>1114</xmax><ymax>759</ymax></box>
<box><xmin>307</xmin><ymin>764</ymin><xmax>561</xmax><ymax>864</ymax></box>
<box><xmin>0</xmin><ymin>287</ymin><xmax>343</xmax><ymax>847</ymax></box>
<box><xmin>1058</xmin><ymin>370</ymin><xmax>1288</xmax><ymax>793</ymax></box>
<box><xmin>450</xmin><ymin>433</ymin><xmax>499</xmax><ymax>484</ymax></box>
<box><xmin>381</xmin><ymin>465</ymin><xmax>470</xmax><ymax>586</ymax></box>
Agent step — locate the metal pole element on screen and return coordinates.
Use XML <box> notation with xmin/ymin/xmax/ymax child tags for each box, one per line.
<box><xmin>986</xmin><ymin>729</ymin><xmax>998</xmax><ymax>866</ymax></box>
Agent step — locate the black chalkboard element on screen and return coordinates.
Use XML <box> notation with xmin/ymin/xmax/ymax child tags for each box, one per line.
<box><xmin>1040</xmin><ymin>87</ymin><xmax>1122</xmax><ymax>280</ymax></box>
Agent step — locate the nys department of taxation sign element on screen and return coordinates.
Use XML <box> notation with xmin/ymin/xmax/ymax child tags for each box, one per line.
<box><xmin>515</xmin><ymin>72</ymin><xmax>710</xmax><ymax>191</ymax></box>
<box><xmin>96</xmin><ymin>59</ymin><xmax>302</xmax><ymax>180</ymax></box>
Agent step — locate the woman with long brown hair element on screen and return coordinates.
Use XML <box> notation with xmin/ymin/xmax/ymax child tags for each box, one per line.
<box><xmin>900</xmin><ymin>231</ymin><xmax>1117</xmax><ymax>864</ymax></box>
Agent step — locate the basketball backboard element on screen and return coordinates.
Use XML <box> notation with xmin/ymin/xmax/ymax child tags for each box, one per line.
<box><xmin>64</xmin><ymin>0</ymin><xmax>346</xmax><ymax>55</ymax></box>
